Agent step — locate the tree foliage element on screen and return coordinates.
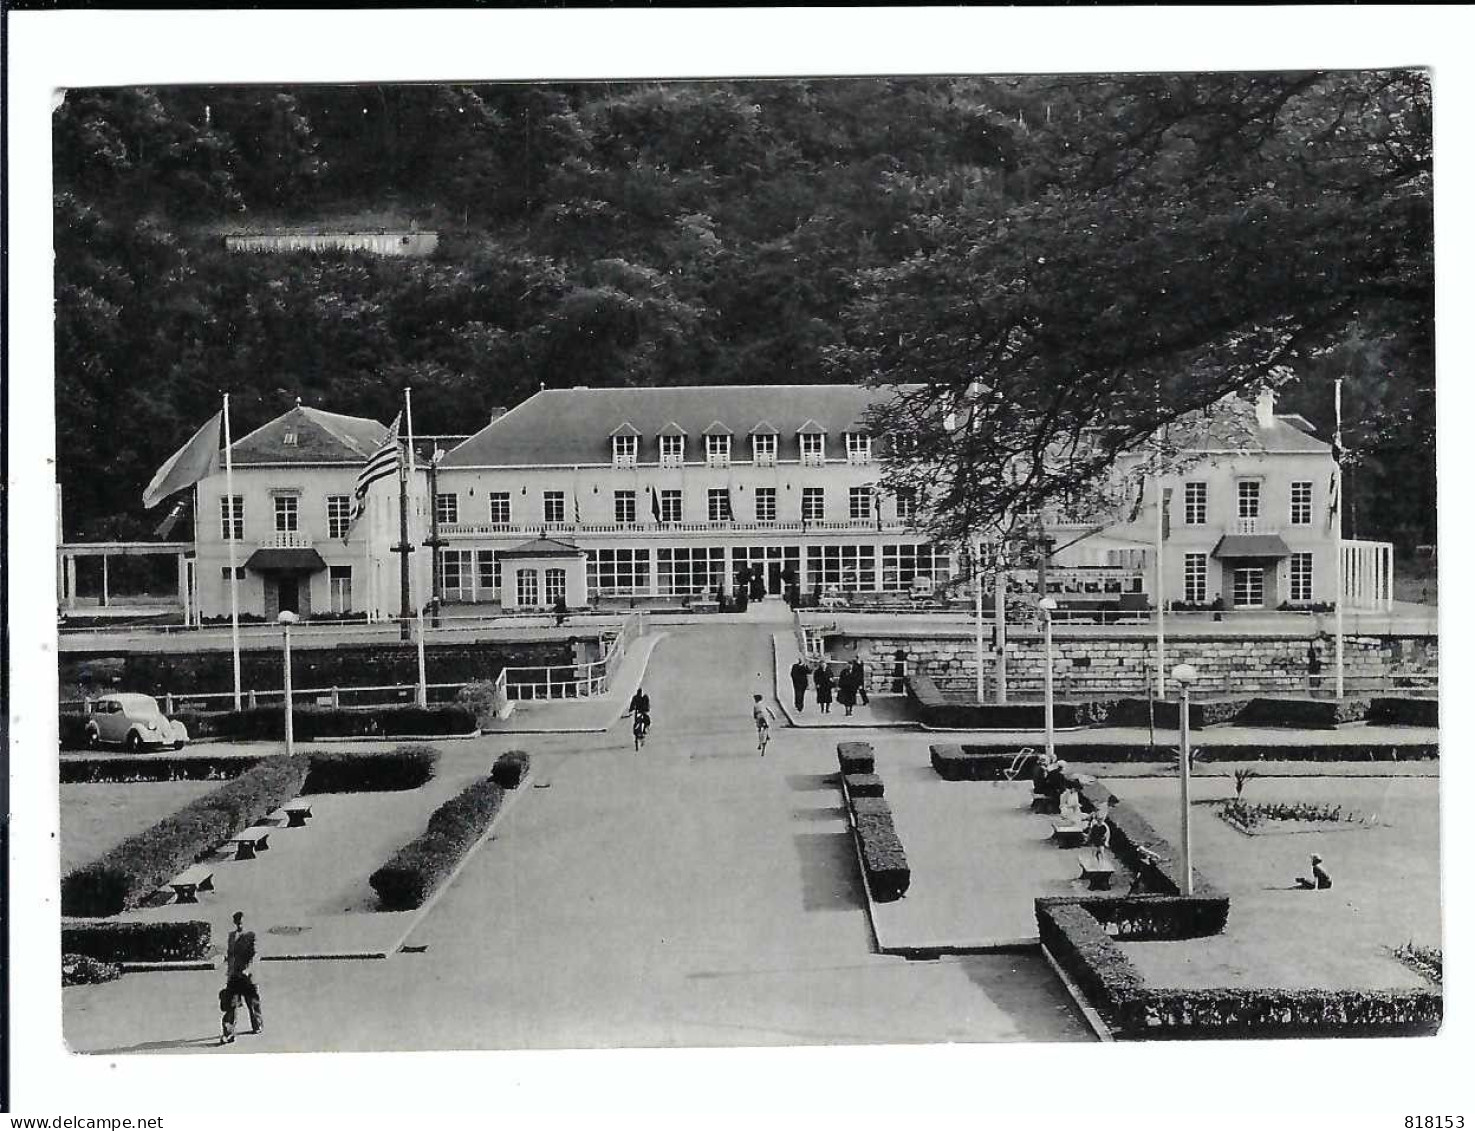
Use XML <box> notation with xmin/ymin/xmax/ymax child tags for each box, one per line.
<box><xmin>52</xmin><ymin>75</ymin><xmax>1432</xmax><ymax>546</ymax></box>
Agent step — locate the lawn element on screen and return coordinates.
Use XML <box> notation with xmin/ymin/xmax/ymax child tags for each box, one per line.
<box><xmin>1107</xmin><ymin>774</ymin><xmax>1440</xmax><ymax>991</ymax></box>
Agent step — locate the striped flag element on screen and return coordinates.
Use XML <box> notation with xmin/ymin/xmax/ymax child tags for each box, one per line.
<box><xmin>344</xmin><ymin>412</ymin><xmax>403</xmax><ymax>539</ymax></box>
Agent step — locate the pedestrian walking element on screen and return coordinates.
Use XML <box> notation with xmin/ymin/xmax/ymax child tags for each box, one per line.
<box><xmin>789</xmin><ymin>659</ymin><xmax>810</xmax><ymax>711</ymax></box>
<box><xmin>1307</xmin><ymin>636</ymin><xmax>1323</xmax><ymax>694</ymax></box>
<box><xmin>848</xmin><ymin>659</ymin><xmax>870</xmax><ymax>706</ymax></box>
<box><xmin>814</xmin><ymin>664</ymin><xmax>834</xmax><ymax>714</ymax></box>
<box><xmin>220</xmin><ymin>910</ymin><xmax>262</xmax><ymax>1043</ymax></box>
<box><xmin>837</xmin><ymin>664</ymin><xmax>858</xmax><ymax>717</ymax></box>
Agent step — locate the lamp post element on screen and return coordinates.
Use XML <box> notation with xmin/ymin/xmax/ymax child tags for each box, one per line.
<box><xmin>1039</xmin><ymin>597</ymin><xmax>1058</xmax><ymax>765</ymax></box>
<box><xmin>974</xmin><ymin>535</ymin><xmax>986</xmax><ymax>704</ymax></box>
<box><xmin>1171</xmin><ymin>661</ymin><xmax>1197</xmax><ymax>895</ymax></box>
<box><xmin>278</xmin><ymin>610</ymin><xmax>299</xmax><ymax>758</ymax></box>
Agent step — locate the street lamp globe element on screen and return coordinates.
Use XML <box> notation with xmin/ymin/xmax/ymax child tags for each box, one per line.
<box><xmin>1171</xmin><ymin>662</ymin><xmax>1197</xmax><ymax>685</ymax></box>
<box><xmin>1038</xmin><ymin>597</ymin><xmax>1058</xmax><ymax>612</ymax></box>
<box><xmin>277</xmin><ymin>610</ymin><xmax>299</xmax><ymax>626</ymax></box>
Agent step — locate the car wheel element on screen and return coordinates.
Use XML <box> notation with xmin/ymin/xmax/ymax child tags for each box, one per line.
<box><xmin>124</xmin><ymin>731</ymin><xmax>143</xmax><ymax>753</ymax></box>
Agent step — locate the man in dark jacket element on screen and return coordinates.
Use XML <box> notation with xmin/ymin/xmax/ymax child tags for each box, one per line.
<box><xmin>848</xmin><ymin>659</ymin><xmax>870</xmax><ymax>706</ymax></box>
<box><xmin>789</xmin><ymin>660</ymin><xmax>810</xmax><ymax>711</ymax></box>
<box><xmin>221</xmin><ymin>910</ymin><xmax>262</xmax><ymax>1042</ymax></box>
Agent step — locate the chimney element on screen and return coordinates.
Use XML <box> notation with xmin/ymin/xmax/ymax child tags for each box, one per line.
<box><xmin>1255</xmin><ymin>387</ymin><xmax>1277</xmax><ymax>428</ymax></box>
<box><xmin>488</xmin><ymin>407</ymin><xmax>508</xmax><ymax>425</ymax></box>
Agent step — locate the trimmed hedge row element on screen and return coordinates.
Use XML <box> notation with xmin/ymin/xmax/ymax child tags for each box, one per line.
<box><xmin>1238</xmin><ymin>697</ymin><xmax>1371</xmax><ymax>729</ymax></box>
<box><xmin>61</xmin><ymin>919</ymin><xmax>212</xmax><ymax>963</ymax></box>
<box><xmin>61</xmin><ymin>756</ymin><xmax>312</xmax><ymax>917</ymax></box>
<box><xmin>930</xmin><ymin>744</ymin><xmax>1038</xmax><ymax>781</ymax></box>
<box><xmin>837</xmin><ymin>741</ymin><xmax>875</xmax><ymax>775</ymax></box>
<box><xmin>302</xmin><ymin>746</ymin><xmax>439</xmax><ymax>793</ymax></box>
<box><xmin>61</xmin><ymin>755</ymin><xmax>261</xmax><ymax>783</ymax></box>
<box><xmin>1039</xmin><ymin>902</ymin><xmax>1142</xmax><ymax>1007</ymax></box>
<box><xmin>1104</xmin><ymin>697</ymin><xmax>1253</xmax><ymax>729</ymax></box>
<box><xmin>907</xmin><ymin>676</ymin><xmax>1114</xmax><ymax>729</ymax></box>
<box><xmin>491</xmin><ymin>750</ymin><xmax>531</xmax><ymax>789</ymax></box>
<box><xmin>58</xmin><ymin>705</ymin><xmax>477</xmax><ymax>750</ymax></box>
<box><xmin>953</xmin><ymin>742</ymin><xmax>1438</xmax><ymax>764</ymax></box>
<box><xmin>369</xmin><ymin>778</ymin><xmax>505</xmax><ymax>910</ymax></box>
<box><xmin>843</xmin><ymin>772</ymin><xmax>884</xmax><ymax>798</ymax></box>
<box><xmin>1368</xmin><ymin>697</ymin><xmax>1439</xmax><ymax>727</ymax></box>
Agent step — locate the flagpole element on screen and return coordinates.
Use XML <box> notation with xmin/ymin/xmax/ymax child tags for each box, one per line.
<box><xmin>405</xmin><ymin>387</ymin><xmax>428</xmax><ymax>705</ymax></box>
<box><xmin>1155</xmin><ymin>425</ymin><xmax>1166</xmax><ymax>701</ymax></box>
<box><xmin>1334</xmin><ymin>377</ymin><xmax>1345</xmax><ymax>700</ymax></box>
<box><xmin>223</xmin><ymin>393</ymin><xmax>242</xmax><ymax>710</ymax></box>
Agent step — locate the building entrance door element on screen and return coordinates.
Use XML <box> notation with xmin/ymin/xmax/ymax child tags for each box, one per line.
<box><xmin>767</xmin><ymin>560</ymin><xmax>783</xmax><ymax>596</ymax></box>
<box><xmin>277</xmin><ymin>575</ymin><xmax>300</xmax><ymax>615</ymax></box>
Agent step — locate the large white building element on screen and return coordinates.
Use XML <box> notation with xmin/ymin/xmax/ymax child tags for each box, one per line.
<box><xmin>184</xmin><ymin>383</ymin><xmax>1355</xmax><ymax>619</ymax></box>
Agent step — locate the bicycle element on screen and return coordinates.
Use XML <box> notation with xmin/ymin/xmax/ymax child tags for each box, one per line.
<box><xmin>632</xmin><ymin>710</ymin><xmax>650</xmax><ymax>752</ymax></box>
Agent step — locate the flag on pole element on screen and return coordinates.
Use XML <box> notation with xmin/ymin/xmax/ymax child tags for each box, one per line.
<box><xmin>142</xmin><ymin>411</ymin><xmax>222</xmax><ymax>508</ymax></box>
<box><xmin>1327</xmin><ymin>469</ymin><xmax>1339</xmax><ymax>534</ymax></box>
<box><xmin>345</xmin><ymin>412</ymin><xmax>403</xmax><ymax>538</ymax></box>
<box><xmin>651</xmin><ymin>487</ymin><xmax>662</xmax><ymax>523</ymax></box>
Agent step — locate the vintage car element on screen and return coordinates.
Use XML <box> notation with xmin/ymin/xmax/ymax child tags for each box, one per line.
<box><xmin>84</xmin><ymin>693</ymin><xmax>189</xmax><ymax>751</ymax></box>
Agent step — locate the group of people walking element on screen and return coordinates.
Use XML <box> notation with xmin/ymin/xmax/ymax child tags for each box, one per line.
<box><xmin>789</xmin><ymin>658</ymin><xmax>869</xmax><ymax>716</ymax></box>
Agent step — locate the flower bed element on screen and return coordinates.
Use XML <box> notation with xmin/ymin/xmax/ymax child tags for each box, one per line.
<box><xmin>61</xmin><ymin>756</ymin><xmax>311</xmax><ymax>916</ymax></box>
<box><xmin>61</xmin><ymin>919</ymin><xmax>212</xmax><ymax>963</ymax></box>
<box><xmin>63</xmin><ymin>955</ymin><xmax>123</xmax><ymax>986</ymax></box>
<box><xmin>369</xmin><ymin>778</ymin><xmax>505</xmax><ymax>910</ymax></box>
<box><xmin>302</xmin><ymin>746</ymin><xmax>439</xmax><ymax>793</ymax></box>
<box><xmin>837</xmin><ymin>741</ymin><xmax>875</xmax><ymax>776</ymax></box>
<box><xmin>1392</xmin><ymin>942</ymin><xmax>1442</xmax><ymax>985</ymax></box>
<box><xmin>1217</xmin><ymin>798</ymin><xmax>1375</xmax><ymax>834</ymax></box>
<box><xmin>491</xmin><ymin>750</ymin><xmax>531</xmax><ymax>789</ymax></box>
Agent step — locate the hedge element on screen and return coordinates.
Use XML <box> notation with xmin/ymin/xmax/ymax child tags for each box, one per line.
<box><xmin>61</xmin><ymin>755</ymin><xmax>262</xmax><ymax>783</ymax></box>
<box><xmin>63</xmin><ymin>954</ymin><xmax>123</xmax><ymax>986</ymax></box>
<box><xmin>302</xmin><ymin>746</ymin><xmax>439</xmax><ymax>793</ymax></box>
<box><xmin>907</xmin><ymin>676</ymin><xmax>1116</xmax><ymax>729</ymax></box>
<box><xmin>58</xmin><ymin>704</ymin><xmax>477</xmax><ymax>751</ymax></box>
<box><xmin>1114</xmin><ymin>987</ymin><xmax>1441</xmax><ymax>1038</ymax></box>
<box><xmin>61</xmin><ymin>756</ymin><xmax>311</xmax><ymax>917</ymax></box>
<box><xmin>1038</xmin><ymin>902</ymin><xmax>1142</xmax><ymax>1008</ymax></box>
<box><xmin>843</xmin><ymin>772</ymin><xmax>884</xmax><ymax>798</ymax></box>
<box><xmin>369</xmin><ymin>778</ymin><xmax>505</xmax><ymax>910</ymax></box>
<box><xmin>491</xmin><ymin>750</ymin><xmax>531</xmax><ymax>789</ymax></box>
<box><xmin>1103</xmin><ymin>697</ymin><xmax>1253</xmax><ymax>729</ymax></box>
<box><xmin>61</xmin><ymin>919</ymin><xmax>212</xmax><ymax>964</ymax></box>
<box><xmin>853</xmin><ymin>808</ymin><xmax>910</xmax><ymax>901</ymax></box>
<box><xmin>837</xmin><ymin>741</ymin><xmax>875</xmax><ymax>775</ymax></box>
<box><xmin>849</xmin><ymin>795</ymin><xmax>892</xmax><ymax>820</ymax></box>
<box><xmin>930</xmin><ymin>744</ymin><xmax>1038</xmax><ymax>781</ymax></box>
<box><xmin>1368</xmin><ymin>697</ymin><xmax>1439</xmax><ymax>727</ymax></box>
<box><xmin>1038</xmin><ymin>894</ymin><xmax>1230</xmax><ymax>941</ymax></box>
<box><xmin>949</xmin><ymin>742</ymin><xmax>1437</xmax><ymax>764</ymax></box>
<box><xmin>1238</xmin><ymin>697</ymin><xmax>1371</xmax><ymax>729</ymax></box>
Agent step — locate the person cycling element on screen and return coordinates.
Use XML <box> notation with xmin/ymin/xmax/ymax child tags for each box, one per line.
<box><xmin>752</xmin><ymin>694</ymin><xmax>777</xmax><ymax>756</ymax></box>
<box><xmin>624</xmin><ymin>688</ymin><xmax>652</xmax><ymax>751</ymax></box>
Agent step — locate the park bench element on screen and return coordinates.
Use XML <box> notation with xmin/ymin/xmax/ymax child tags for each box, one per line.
<box><xmin>166</xmin><ymin>864</ymin><xmax>214</xmax><ymax>904</ymax></box>
<box><xmin>228</xmin><ymin>827</ymin><xmax>273</xmax><ymax>861</ymax></box>
<box><xmin>1078</xmin><ymin>853</ymin><xmax>1115</xmax><ymax>891</ymax></box>
<box><xmin>1052</xmin><ymin>824</ymin><xmax>1086</xmax><ymax>848</ymax></box>
<box><xmin>271</xmin><ymin>801</ymin><xmax>313</xmax><ymax>827</ymax></box>
<box><xmin>1031</xmin><ymin>792</ymin><xmax>1059</xmax><ymax>814</ymax></box>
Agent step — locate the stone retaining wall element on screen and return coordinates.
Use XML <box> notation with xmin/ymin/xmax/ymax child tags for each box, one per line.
<box><xmin>829</xmin><ymin>631</ymin><xmax>1437</xmax><ymax>697</ymax></box>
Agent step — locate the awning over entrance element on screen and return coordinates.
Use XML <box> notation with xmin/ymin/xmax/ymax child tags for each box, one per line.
<box><xmin>244</xmin><ymin>547</ymin><xmax>328</xmax><ymax>572</ymax></box>
<box><xmin>1210</xmin><ymin>534</ymin><xmax>1291</xmax><ymax>560</ymax></box>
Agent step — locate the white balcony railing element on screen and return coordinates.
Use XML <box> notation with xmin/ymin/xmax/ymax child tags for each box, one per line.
<box><xmin>260</xmin><ymin>531</ymin><xmax>313</xmax><ymax>549</ymax></box>
<box><xmin>1235</xmin><ymin>517</ymin><xmax>1262</xmax><ymax>534</ymax></box>
<box><xmin>438</xmin><ymin>518</ymin><xmax>912</xmax><ymax>538</ymax></box>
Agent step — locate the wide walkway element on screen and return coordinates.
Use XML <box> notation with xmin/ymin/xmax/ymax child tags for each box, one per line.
<box><xmin>65</xmin><ymin>621</ymin><xmax>1087</xmax><ymax>1053</ymax></box>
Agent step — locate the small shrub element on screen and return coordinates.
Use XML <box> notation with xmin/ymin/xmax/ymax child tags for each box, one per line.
<box><xmin>843</xmin><ymin>772</ymin><xmax>884</xmax><ymax>798</ymax></box>
<box><xmin>837</xmin><ymin>741</ymin><xmax>875</xmax><ymax>775</ymax></box>
<box><xmin>61</xmin><ymin>919</ymin><xmax>212</xmax><ymax>963</ymax></box>
<box><xmin>303</xmin><ymin>746</ymin><xmax>439</xmax><ymax>793</ymax></box>
<box><xmin>491</xmin><ymin>750</ymin><xmax>530</xmax><ymax>789</ymax></box>
<box><xmin>457</xmin><ymin>680</ymin><xmax>509</xmax><ymax>728</ymax></box>
<box><xmin>62</xmin><ymin>954</ymin><xmax>122</xmax><ymax>986</ymax></box>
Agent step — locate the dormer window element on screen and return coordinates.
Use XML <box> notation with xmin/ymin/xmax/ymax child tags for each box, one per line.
<box><xmin>613</xmin><ymin>434</ymin><xmax>637</xmax><ymax>468</ymax></box>
<box><xmin>659</xmin><ymin>435</ymin><xmax>685</xmax><ymax>467</ymax></box>
<box><xmin>845</xmin><ymin>432</ymin><xmax>871</xmax><ymax>465</ymax></box>
<box><xmin>282</xmin><ymin>430</ymin><xmax>298</xmax><ymax>447</ymax></box>
<box><xmin>705</xmin><ymin>433</ymin><xmax>731</xmax><ymax>468</ymax></box>
<box><xmin>799</xmin><ymin>432</ymin><xmax>825</xmax><ymax>467</ymax></box>
<box><xmin>752</xmin><ymin>433</ymin><xmax>777</xmax><ymax>466</ymax></box>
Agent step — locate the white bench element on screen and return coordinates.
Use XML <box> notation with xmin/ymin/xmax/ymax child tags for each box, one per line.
<box><xmin>272</xmin><ymin>801</ymin><xmax>313</xmax><ymax>827</ymax></box>
<box><xmin>1052</xmin><ymin>824</ymin><xmax>1086</xmax><ymax>848</ymax></box>
<box><xmin>229</xmin><ymin>827</ymin><xmax>273</xmax><ymax>860</ymax></box>
<box><xmin>1078</xmin><ymin>853</ymin><xmax>1115</xmax><ymax>891</ymax></box>
<box><xmin>166</xmin><ymin>864</ymin><xmax>214</xmax><ymax>903</ymax></box>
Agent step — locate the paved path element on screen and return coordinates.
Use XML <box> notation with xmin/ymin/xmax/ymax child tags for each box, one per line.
<box><xmin>64</xmin><ymin>622</ymin><xmax>1089</xmax><ymax>1053</ymax></box>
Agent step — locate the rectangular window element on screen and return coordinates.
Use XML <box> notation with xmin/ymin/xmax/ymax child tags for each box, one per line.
<box><xmin>705</xmin><ymin>434</ymin><xmax>731</xmax><ymax>467</ymax></box>
<box><xmin>544</xmin><ymin>491</ymin><xmax>565</xmax><ymax>524</ymax></box>
<box><xmin>488</xmin><ymin>492</ymin><xmax>510</xmax><ymax>525</ymax></box>
<box><xmin>752</xmin><ymin>434</ymin><xmax>777</xmax><ymax>466</ymax></box>
<box><xmin>545</xmin><ymin>568</ymin><xmax>567</xmax><ymax>605</ymax></box>
<box><xmin>755</xmin><ymin>487</ymin><xmax>777</xmax><ymax>522</ymax></box>
<box><xmin>326</xmin><ymin>495</ymin><xmax>352</xmax><ymax>539</ymax></box>
<box><xmin>659</xmin><ymin>490</ymin><xmax>683</xmax><ymax>524</ymax></box>
<box><xmin>1291</xmin><ymin>481</ymin><xmax>1313</xmax><ymax>526</ymax></box>
<box><xmin>656</xmin><ymin>547</ymin><xmax>726</xmax><ymax>596</ymax></box>
<box><xmin>329</xmin><ymin>565</ymin><xmax>353</xmax><ymax>613</ymax></box>
<box><xmin>708</xmin><ymin>489</ymin><xmax>732</xmax><ymax>522</ymax></box>
<box><xmin>1184</xmin><ymin>482</ymin><xmax>1207</xmax><ymax>525</ymax></box>
<box><xmin>220</xmin><ymin>496</ymin><xmax>243</xmax><ymax>540</ymax></box>
<box><xmin>799</xmin><ymin>433</ymin><xmax>825</xmax><ymax>466</ymax></box>
<box><xmin>274</xmin><ymin>495</ymin><xmax>298</xmax><ymax>533</ymax></box>
<box><xmin>1183</xmin><ymin>553</ymin><xmax>1208</xmax><ymax>604</ymax></box>
<box><xmin>586</xmin><ymin>548</ymin><xmax>651</xmax><ymax>597</ymax></box>
<box><xmin>805</xmin><ymin>545</ymin><xmax>876</xmax><ymax>591</ymax></box>
<box><xmin>659</xmin><ymin>435</ymin><xmax>685</xmax><ymax>467</ymax></box>
<box><xmin>440</xmin><ymin>549</ymin><xmax>474</xmax><ymax>601</ymax></box>
<box><xmin>515</xmin><ymin>569</ymin><xmax>539</xmax><ymax>607</ymax></box>
<box><xmin>613</xmin><ymin>434</ymin><xmax>637</xmax><ymax>468</ymax></box>
<box><xmin>846</xmin><ymin>433</ymin><xmax>871</xmax><ymax>464</ymax></box>
<box><xmin>880</xmin><ymin>544</ymin><xmax>948</xmax><ymax>590</ymax></box>
<box><xmin>476</xmin><ymin>550</ymin><xmax>500</xmax><ymax>597</ymax></box>
<box><xmin>615</xmin><ymin>490</ymin><xmax>637</xmax><ymax>524</ymax></box>
<box><xmin>1232</xmin><ymin>566</ymin><xmax>1265</xmax><ymax>608</ymax></box>
<box><xmin>849</xmin><ymin>486</ymin><xmax>873</xmax><ymax>520</ymax></box>
<box><xmin>802</xmin><ymin>487</ymin><xmax>825</xmax><ymax>522</ymax></box>
<box><xmin>435</xmin><ymin>493</ymin><xmax>459</xmax><ymax>525</ymax></box>
<box><xmin>1290</xmin><ymin>552</ymin><xmax>1314</xmax><ymax>603</ymax></box>
<box><xmin>895</xmin><ymin>488</ymin><xmax>917</xmax><ymax>522</ymax></box>
<box><xmin>1237</xmin><ymin>480</ymin><xmax>1261</xmax><ymax>518</ymax></box>
<box><xmin>219</xmin><ymin>566</ymin><xmax>246</xmax><ymax>580</ymax></box>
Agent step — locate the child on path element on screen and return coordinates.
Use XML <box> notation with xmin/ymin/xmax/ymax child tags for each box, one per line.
<box><xmin>752</xmin><ymin>694</ymin><xmax>777</xmax><ymax>755</ymax></box>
